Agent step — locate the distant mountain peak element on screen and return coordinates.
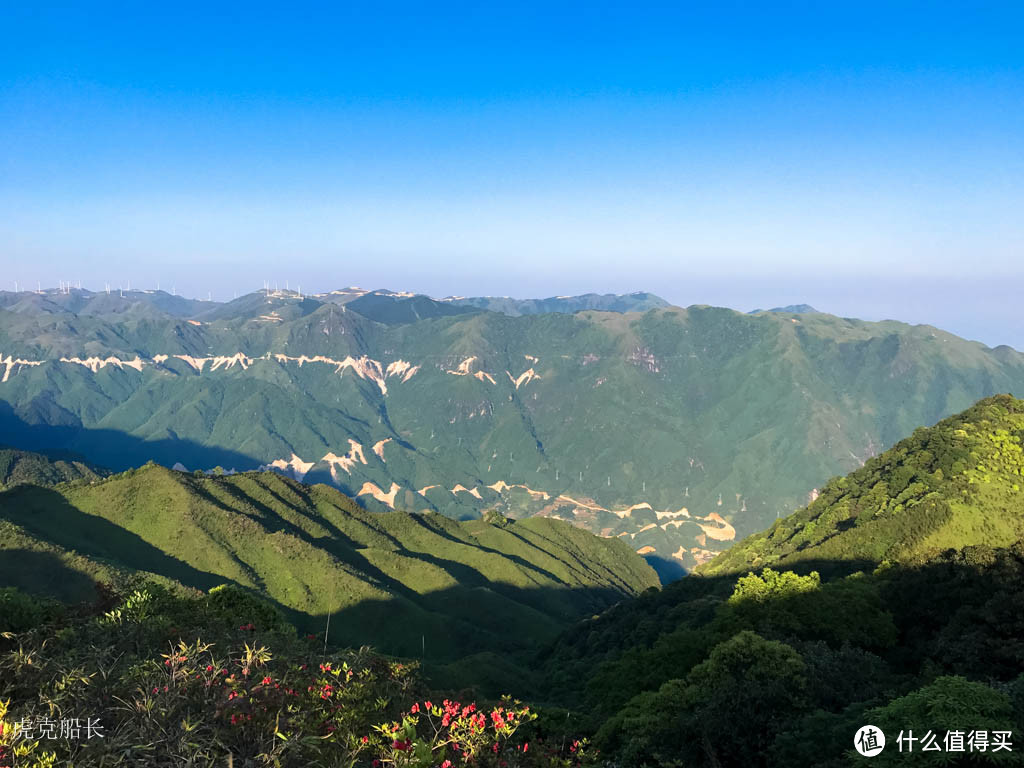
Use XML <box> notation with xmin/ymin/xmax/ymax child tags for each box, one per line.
<box><xmin>749</xmin><ymin>304</ymin><xmax>820</xmax><ymax>314</ymax></box>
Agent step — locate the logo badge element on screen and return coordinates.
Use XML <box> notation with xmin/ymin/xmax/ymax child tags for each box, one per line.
<box><xmin>855</xmin><ymin>725</ymin><xmax>886</xmax><ymax>756</ymax></box>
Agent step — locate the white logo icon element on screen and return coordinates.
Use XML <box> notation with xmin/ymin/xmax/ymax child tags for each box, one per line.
<box><xmin>855</xmin><ymin>725</ymin><xmax>886</xmax><ymax>756</ymax></box>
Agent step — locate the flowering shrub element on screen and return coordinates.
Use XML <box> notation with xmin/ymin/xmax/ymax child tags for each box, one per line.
<box><xmin>369</xmin><ymin>696</ymin><xmax>535</xmax><ymax>767</ymax></box>
<box><xmin>0</xmin><ymin>585</ymin><xmax>597</xmax><ymax>767</ymax></box>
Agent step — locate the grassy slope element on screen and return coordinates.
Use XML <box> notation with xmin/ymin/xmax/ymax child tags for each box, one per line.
<box><xmin>0</xmin><ymin>463</ymin><xmax>658</xmax><ymax>660</ymax></box>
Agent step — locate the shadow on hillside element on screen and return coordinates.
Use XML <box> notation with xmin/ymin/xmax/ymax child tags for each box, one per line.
<box><xmin>294</xmin><ymin>549</ymin><xmax>1020</xmax><ymax>702</ymax></box>
<box><xmin>410</xmin><ymin>514</ymin><xmax>569</xmax><ymax>584</ymax></box>
<box><xmin>0</xmin><ymin>485</ymin><xmax>228</xmax><ymax>592</ymax></box>
<box><xmin>643</xmin><ymin>554</ymin><xmax>689</xmax><ymax>582</ymax></box>
<box><xmin>0</xmin><ymin>549</ymin><xmax>99</xmax><ymax>603</ymax></box>
<box><xmin>0</xmin><ymin>402</ymin><xmax>262</xmax><ymax>474</ymax></box>
<box><xmin>182</xmin><ymin>472</ymin><xmax>634</xmax><ymax>620</ymax></box>
<box><xmin>0</xmin><ymin>484</ymin><xmax>648</xmax><ymax>672</ymax></box>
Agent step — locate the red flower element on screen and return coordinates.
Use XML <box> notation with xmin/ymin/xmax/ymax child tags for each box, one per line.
<box><xmin>361</xmin><ymin>736</ymin><xmax>369</xmax><ymax>745</ymax></box>
<box><xmin>410</xmin><ymin>703</ymin><xmax>420</xmax><ymax>714</ymax></box>
<box><xmin>261</xmin><ymin>676</ymin><xmax>272</xmax><ymax>685</ymax></box>
<box><xmin>392</xmin><ymin>739</ymin><xmax>411</xmax><ymax>751</ymax></box>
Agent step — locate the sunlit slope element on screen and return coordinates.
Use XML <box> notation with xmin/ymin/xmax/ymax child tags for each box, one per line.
<box><xmin>0</xmin><ymin>463</ymin><xmax>658</xmax><ymax>658</ymax></box>
<box><xmin>3</xmin><ymin>289</ymin><xmax>1024</xmax><ymax>570</ymax></box>
<box><xmin>699</xmin><ymin>394</ymin><xmax>1024</xmax><ymax>576</ymax></box>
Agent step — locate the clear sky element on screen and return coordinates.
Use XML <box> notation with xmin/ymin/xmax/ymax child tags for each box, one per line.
<box><xmin>2</xmin><ymin>2</ymin><xmax>1022</xmax><ymax>348</ymax></box>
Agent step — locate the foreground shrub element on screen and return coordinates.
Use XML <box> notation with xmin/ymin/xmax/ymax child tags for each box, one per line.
<box><xmin>0</xmin><ymin>585</ymin><xmax>594</xmax><ymax>767</ymax></box>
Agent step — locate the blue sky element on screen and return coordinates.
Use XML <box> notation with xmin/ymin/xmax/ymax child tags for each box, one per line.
<box><xmin>1</xmin><ymin>2</ymin><xmax>1022</xmax><ymax>347</ymax></box>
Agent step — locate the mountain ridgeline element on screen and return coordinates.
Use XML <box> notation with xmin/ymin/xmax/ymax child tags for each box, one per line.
<box><xmin>2</xmin><ymin>285</ymin><xmax>1023</xmax><ymax>573</ymax></box>
<box><xmin>0</xmin><ymin>458</ymin><xmax>658</xmax><ymax>660</ymax></box>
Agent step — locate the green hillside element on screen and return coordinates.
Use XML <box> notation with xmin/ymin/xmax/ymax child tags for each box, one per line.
<box><xmin>2</xmin><ymin>286</ymin><xmax>1024</xmax><ymax>573</ymax></box>
<box><xmin>0</xmin><ymin>446</ymin><xmax>108</xmax><ymax>487</ymax></box>
<box><xmin>444</xmin><ymin>291</ymin><xmax>670</xmax><ymax>315</ymax></box>
<box><xmin>525</xmin><ymin>395</ymin><xmax>1024</xmax><ymax>766</ymax></box>
<box><xmin>700</xmin><ymin>394</ymin><xmax>1024</xmax><ymax>576</ymax></box>
<box><xmin>0</xmin><ymin>462</ymin><xmax>657</xmax><ymax>661</ymax></box>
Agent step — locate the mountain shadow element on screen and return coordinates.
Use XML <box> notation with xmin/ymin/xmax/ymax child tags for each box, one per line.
<box><xmin>0</xmin><ymin>549</ymin><xmax>100</xmax><ymax>604</ymax></box>
<box><xmin>0</xmin><ymin>400</ymin><xmax>262</xmax><ymax>474</ymax></box>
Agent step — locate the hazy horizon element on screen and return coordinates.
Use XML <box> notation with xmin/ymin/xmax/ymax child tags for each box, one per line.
<box><xmin>3</xmin><ymin>3</ymin><xmax>1022</xmax><ymax>349</ymax></box>
<box><xmin>6</xmin><ymin>274</ymin><xmax>1021</xmax><ymax>352</ymax></box>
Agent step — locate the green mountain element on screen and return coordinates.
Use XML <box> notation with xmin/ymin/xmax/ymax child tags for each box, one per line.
<box><xmin>443</xmin><ymin>291</ymin><xmax>670</xmax><ymax>315</ymax></box>
<box><xmin>0</xmin><ymin>445</ymin><xmax>108</xmax><ymax>487</ymax></box>
<box><xmin>2</xmin><ymin>287</ymin><xmax>1023</xmax><ymax>574</ymax></box>
<box><xmin>0</xmin><ymin>460</ymin><xmax>657</xmax><ymax>660</ymax></box>
<box><xmin>528</xmin><ymin>395</ymin><xmax>1024</xmax><ymax>766</ymax></box>
<box><xmin>749</xmin><ymin>303</ymin><xmax>820</xmax><ymax>314</ymax></box>
<box><xmin>700</xmin><ymin>393</ymin><xmax>1024</xmax><ymax>576</ymax></box>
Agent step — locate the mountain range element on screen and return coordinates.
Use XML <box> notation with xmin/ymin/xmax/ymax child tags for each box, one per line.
<box><xmin>2</xmin><ymin>285</ymin><xmax>1022</xmax><ymax>575</ymax></box>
